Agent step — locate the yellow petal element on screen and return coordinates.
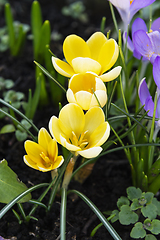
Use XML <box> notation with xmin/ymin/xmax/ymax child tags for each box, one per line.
<box><xmin>60</xmin><ymin>134</ymin><xmax>81</xmax><ymax>151</ymax></box>
<box><xmin>23</xmin><ymin>155</ymin><xmax>39</xmax><ymax>170</ymax></box>
<box><xmin>68</xmin><ymin>72</ymin><xmax>97</xmax><ymax>93</ymax></box>
<box><xmin>75</xmin><ymin>91</ymin><xmax>92</xmax><ymax>110</ymax></box>
<box><xmin>77</xmin><ymin>147</ymin><xmax>103</xmax><ymax>158</ymax></box>
<box><xmin>89</xmin><ymin>122</ymin><xmax>110</xmax><ymax>147</ymax></box>
<box><xmin>48</xmin><ymin>139</ymin><xmax>58</xmax><ymax>161</ymax></box>
<box><xmin>52</xmin><ymin>57</ymin><xmax>75</xmax><ymax>77</ymax></box>
<box><xmin>84</xmin><ymin>107</ymin><xmax>105</xmax><ymax>136</ymax></box>
<box><xmin>72</xmin><ymin>57</ymin><xmax>101</xmax><ymax>75</ymax></box>
<box><xmin>63</xmin><ymin>34</ymin><xmax>91</xmax><ymax>66</ymax></box>
<box><xmin>87</xmin><ymin>32</ymin><xmax>107</xmax><ymax>61</ymax></box>
<box><xmin>52</xmin><ymin>155</ymin><xmax>64</xmax><ymax>169</ymax></box>
<box><xmin>59</xmin><ymin>103</ymin><xmax>85</xmax><ymax>137</ymax></box>
<box><xmin>49</xmin><ymin>116</ymin><xmax>62</xmax><ymax>143</ymax></box>
<box><xmin>98</xmin><ymin>39</ymin><xmax>119</xmax><ymax>74</ymax></box>
<box><xmin>100</xmin><ymin>66</ymin><xmax>122</xmax><ymax>82</ymax></box>
<box><xmin>90</xmin><ymin>90</ymin><xmax>107</xmax><ymax>108</ymax></box>
<box><xmin>38</xmin><ymin>127</ymin><xmax>52</xmax><ymax>151</ymax></box>
<box><xmin>24</xmin><ymin>140</ymin><xmax>46</xmax><ymax>163</ymax></box>
<box><xmin>66</xmin><ymin>89</ymin><xmax>77</xmax><ymax>104</ymax></box>
<box><xmin>95</xmin><ymin>77</ymin><xmax>106</xmax><ymax>91</ymax></box>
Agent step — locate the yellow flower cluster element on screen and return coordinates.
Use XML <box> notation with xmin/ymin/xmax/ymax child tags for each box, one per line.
<box><xmin>24</xmin><ymin>32</ymin><xmax>120</xmax><ymax>171</ymax></box>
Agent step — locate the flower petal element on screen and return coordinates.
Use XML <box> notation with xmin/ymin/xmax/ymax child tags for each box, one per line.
<box><xmin>24</xmin><ymin>140</ymin><xmax>46</xmax><ymax>163</ymax></box>
<box><xmin>38</xmin><ymin>127</ymin><xmax>52</xmax><ymax>151</ymax></box>
<box><xmin>87</xmin><ymin>32</ymin><xmax>107</xmax><ymax>61</ymax></box>
<box><xmin>72</xmin><ymin>57</ymin><xmax>101</xmax><ymax>75</ymax></box>
<box><xmin>84</xmin><ymin>106</ymin><xmax>105</xmax><ymax>136</ymax></box>
<box><xmin>153</xmin><ymin>56</ymin><xmax>160</xmax><ymax>89</ymax></box>
<box><xmin>132</xmin><ymin>18</ymin><xmax>148</xmax><ymax>38</ymax></box>
<box><xmin>151</xmin><ymin>17</ymin><xmax>160</xmax><ymax>32</ymax></box>
<box><xmin>48</xmin><ymin>139</ymin><xmax>58</xmax><ymax>162</ymax></box>
<box><xmin>52</xmin><ymin>57</ymin><xmax>75</xmax><ymax>77</ymax></box>
<box><xmin>59</xmin><ymin>103</ymin><xmax>85</xmax><ymax>137</ymax></box>
<box><xmin>49</xmin><ymin>116</ymin><xmax>62</xmax><ymax>143</ymax></box>
<box><xmin>90</xmin><ymin>90</ymin><xmax>107</xmax><ymax>108</ymax></box>
<box><xmin>75</xmin><ymin>91</ymin><xmax>92</xmax><ymax>110</ymax></box>
<box><xmin>63</xmin><ymin>34</ymin><xmax>90</xmax><ymax>66</ymax></box>
<box><xmin>60</xmin><ymin>134</ymin><xmax>81</xmax><ymax>151</ymax></box>
<box><xmin>99</xmin><ymin>66</ymin><xmax>122</xmax><ymax>82</ymax></box>
<box><xmin>23</xmin><ymin>155</ymin><xmax>39</xmax><ymax>170</ymax></box>
<box><xmin>66</xmin><ymin>89</ymin><xmax>77</xmax><ymax>104</ymax></box>
<box><xmin>133</xmin><ymin>30</ymin><xmax>153</xmax><ymax>60</ymax></box>
<box><xmin>148</xmin><ymin>31</ymin><xmax>160</xmax><ymax>63</ymax></box>
<box><xmin>98</xmin><ymin>39</ymin><xmax>119</xmax><ymax>74</ymax></box>
<box><xmin>89</xmin><ymin>122</ymin><xmax>110</xmax><ymax>147</ymax></box>
<box><xmin>138</xmin><ymin>78</ymin><xmax>151</xmax><ymax>106</ymax></box>
<box><xmin>52</xmin><ymin>155</ymin><xmax>64</xmax><ymax>169</ymax></box>
<box><xmin>77</xmin><ymin>146</ymin><xmax>103</xmax><ymax>158</ymax></box>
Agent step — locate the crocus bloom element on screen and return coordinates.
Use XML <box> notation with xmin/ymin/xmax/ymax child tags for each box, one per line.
<box><xmin>52</xmin><ymin>32</ymin><xmax>121</xmax><ymax>82</ymax></box>
<box><xmin>49</xmin><ymin>103</ymin><xmax>110</xmax><ymax>158</ymax></box>
<box><xmin>24</xmin><ymin>128</ymin><xmax>64</xmax><ymax>172</ymax></box>
<box><xmin>108</xmin><ymin>0</ymin><xmax>156</xmax><ymax>31</ymax></box>
<box><xmin>133</xmin><ymin>18</ymin><xmax>160</xmax><ymax>64</ymax></box>
<box><xmin>139</xmin><ymin>78</ymin><xmax>160</xmax><ymax>124</ymax></box>
<box><xmin>66</xmin><ymin>72</ymin><xmax>107</xmax><ymax>110</ymax></box>
<box><xmin>153</xmin><ymin>56</ymin><xmax>160</xmax><ymax>90</ymax></box>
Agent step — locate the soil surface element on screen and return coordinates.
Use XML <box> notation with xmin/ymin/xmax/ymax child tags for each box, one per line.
<box><xmin>0</xmin><ymin>1</ymin><xmax>132</xmax><ymax>239</ymax></box>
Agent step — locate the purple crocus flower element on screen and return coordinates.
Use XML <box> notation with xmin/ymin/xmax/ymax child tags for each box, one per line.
<box><xmin>133</xmin><ymin>18</ymin><xmax>160</xmax><ymax>64</ymax></box>
<box><xmin>108</xmin><ymin>0</ymin><xmax>156</xmax><ymax>31</ymax></box>
<box><xmin>153</xmin><ymin>56</ymin><xmax>160</xmax><ymax>90</ymax></box>
<box><xmin>139</xmin><ymin>77</ymin><xmax>160</xmax><ymax>130</ymax></box>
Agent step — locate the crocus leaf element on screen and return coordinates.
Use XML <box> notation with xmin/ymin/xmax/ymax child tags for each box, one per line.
<box><xmin>0</xmin><ymin>159</ymin><xmax>31</xmax><ymax>203</ymax></box>
<box><xmin>151</xmin><ymin>219</ymin><xmax>160</xmax><ymax>235</ymax></box>
<box><xmin>119</xmin><ymin>205</ymin><xmax>138</xmax><ymax>225</ymax></box>
<box><xmin>130</xmin><ymin>222</ymin><xmax>146</xmax><ymax>239</ymax></box>
<box><xmin>127</xmin><ymin>186</ymin><xmax>142</xmax><ymax>201</ymax></box>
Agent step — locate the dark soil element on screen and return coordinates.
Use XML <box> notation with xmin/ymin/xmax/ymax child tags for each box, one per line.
<box><xmin>0</xmin><ymin>1</ymin><xmax>132</xmax><ymax>239</ymax></box>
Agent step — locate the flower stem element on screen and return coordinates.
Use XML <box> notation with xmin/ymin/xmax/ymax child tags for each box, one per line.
<box><xmin>60</xmin><ymin>154</ymin><xmax>78</xmax><ymax>240</ymax></box>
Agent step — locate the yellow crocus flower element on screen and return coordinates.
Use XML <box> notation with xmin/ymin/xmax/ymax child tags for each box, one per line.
<box><xmin>66</xmin><ymin>72</ymin><xmax>107</xmax><ymax>110</ymax></box>
<box><xmin>52</xmin><ymin>32</ymin><xmax>121</xmax><ymax>82</ymax></box>
<box><xmin>49</xmin><ymin>103</ymin><xmax>110</xmax><ymax>158</ymax></box>
<box><xmin>24</xmin><ymin>128</ymin><xmax>64</xmax><ymax>172</ymax></box>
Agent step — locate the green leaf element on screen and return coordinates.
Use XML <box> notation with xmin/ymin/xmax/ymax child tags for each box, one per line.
<box><xmin>127</xmin><ymin>186</ymin><xmax>142</xmax><ymax>201</ymax></box>
<box><xmin>151</xmin><ymin>219</ymin><xmax>160</xmax><ymax>235</ymax></box>
<box><xmin>15</xmin><ymin>129</ymin><xmax>28</xmax><ymax>142</ymax></box>
<box><xmin>130</xmin><ymin>222</ymin><xmax>146</xmax><ymax>239</ymax></box>
<box><xmin>131</xmin><ymin>199</ymin><xmax>142</xmax><ymax>210</ymax></box>
<box><xmin>110</xmin><ymin>210</ymin><xmax>119</xmax><ymax>223</ymax></box>
<box><xmin>141</xmin><ymin>203</ymin><xmax>157</xmax><ymax>220</ymax></box>
<box><xmin>0</xmin><ymin>159</ymin><xmax>31</xmax><ymax>203</ymax></box>
<box><xmin>148</xmin><ymin>158</ymin><xmax>160</xmax><ymax>184</ymax></box>
<box><xmin>152</xmin><ymin>198</ymin><xmax>160</xmax><ymax>215</ymax></box>
<box><xmin>145</xmin><ymin>234</ymin><xmax>157</xmax><ymax>240</ymax></box>
<box><xmin>119</xmin><ymin>205</ymin><xmax>138</xmax><ymax>225</ymax></box>
<box><xmin>144</xmin><ymin>219</ymin><xmax>153</xmax><ymax>231</ymax></box>
<box><xmin>117</xmin><ymin>196</ymin><xmax>130</xmax><ymax>210</ymax></box>
<box><xmin>0</xmin><ymin>124</ymin><xmax>15</xmax><ymax>134</ymax></box>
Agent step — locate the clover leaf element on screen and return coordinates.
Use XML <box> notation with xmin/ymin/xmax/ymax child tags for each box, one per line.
<box><xmin>127</xmin><ymin>186</ymin><xmax>142</xmax><ymax>201</ymax></box>
<box><xmin>119</xmin><ymin>205</ymin><xmax>138</xmax><ymax>225</ymax></box>
<box><xmin>130</xmin><ymin>222</ymin><xmax>146</xmax><ymax>239</ymax></box>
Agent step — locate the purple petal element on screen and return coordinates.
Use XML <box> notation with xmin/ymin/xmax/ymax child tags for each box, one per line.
<box><xmin>153</xmin><ymin>56</ymin><xmax>160</xmax><ymax>89</ymax></box>
<box><xmin>145</xmin><ymin>96</ymin><xmax>155</xmax><ymax>117</ymax></box>
<box><xmin>138</xmin><ymin>78</ymin><xmax>151</xmax><ymax>106</ymax></box>
<box><xmin>133</xmin><ymin>49</ymin><xmax>142</xmax><ymax>59</ymax></box>
<box><xmin>130</xmin><ymin>0</ymin><xmax>156</xmax><ymax>21</ymax></box>
<box><xmin>123</xmin><ymin>32</ymin><xmax>134</xmax><ymax>51</ymax></box>
<box><xmin>156</xmin><ymin>93</ymin><xmax>160</xmax><ymax>118</ymax></box>
<box><xmin>148</xmin><ymin>31</ymin><xmax>160</xmax><ymax>61</ymax></box>
<box><xmin>132</xmin><ymin>18</ymin><xmax>148</xmax><ymax>38</ymax></box>
<box><xmin>151</xmin><ymin>17</ymin><xmax>160</xmax><ymax>32</ymax></box>
<box><xmin>133</xmin><ymin>30</ymin><xmax>153</xmax><ymax>60</ymax></box>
